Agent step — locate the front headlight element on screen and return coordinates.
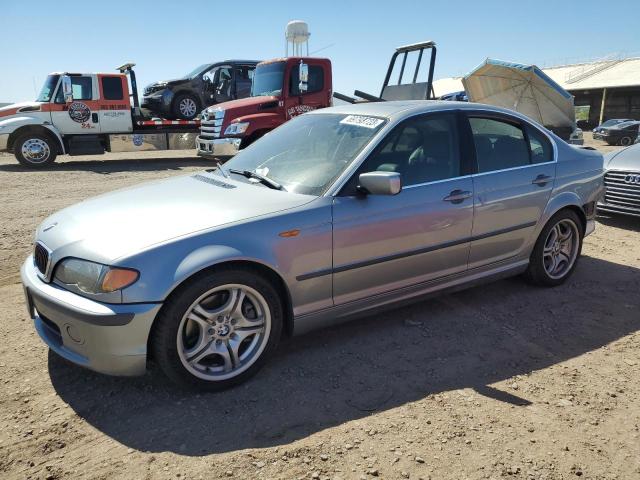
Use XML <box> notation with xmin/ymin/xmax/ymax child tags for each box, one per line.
<box><xmin>54</xmin><ymin>258</ymin><xmax>139</xmax><ymax>294</ymax></box>
<box><xmin>224</xmin><ymin>122</ymin><xmax>249</xmax><ymax>136</ymax></box>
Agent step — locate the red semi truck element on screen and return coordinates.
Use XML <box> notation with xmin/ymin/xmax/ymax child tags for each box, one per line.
<box><xmin>196</xmin><ymin>56</ymin><xmax>332</xmax><ymax>157</ymax></box>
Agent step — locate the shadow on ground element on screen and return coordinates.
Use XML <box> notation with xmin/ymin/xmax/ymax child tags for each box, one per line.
<box><xmin>597</xmin><ymin>213</ymin><xmax>640</xmax><ymax>232</ymax></box>
<box><xmin>0</xmin><ymin>156</ymin><xmax>219</xmax><ymax>174</ymax></box>
<box><xmin>48</xmin><ymin>255</ymin><xmax>640</xmax><ymax>455</ymax></box>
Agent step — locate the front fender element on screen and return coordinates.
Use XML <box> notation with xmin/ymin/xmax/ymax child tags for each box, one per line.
<box><xmin>120</xmin><ymin>241</ymin><xmax>286</xmax><ymax>304</ymax></box>
<box><xmin>1</xmin><ymin>116</ymin><xmax>65</xmax><ymax>154</ymax></box>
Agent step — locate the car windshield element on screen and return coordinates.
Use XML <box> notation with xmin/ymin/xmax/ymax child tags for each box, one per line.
<box><xmin>221</xmin><ymin>113</ymin><xmax>387</xmax><ymax>195</ymax></box>
<box><xmin>36</xmin><ymin>75</ymin><xmax>60</xmax><ymax>102</ymax></box>
<box><xmin>185</xmin><ymin>64</ymin><xmax>211</xmax><ymax>79</ymax></box>
<box><xmin>251</xmin><ymin>62</ymin><xmax>285</xmax><ymax>97</ymax></box>
<box><xmin>614</xmin><ymin>121</ymin><xmax>636</xmax><ymax>129</ymax></box>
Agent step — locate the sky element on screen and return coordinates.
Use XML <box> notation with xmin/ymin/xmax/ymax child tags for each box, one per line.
<box><xmin>1</xmin><ymin>0</ymin><xmax>639</xmax><ymax>103</ymax></box>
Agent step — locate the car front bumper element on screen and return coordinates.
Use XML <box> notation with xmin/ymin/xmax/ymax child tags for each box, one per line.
<box><xmin>196</xmin><ymin>136</ymin><xmax>241</xmax><ymax>157</ymax></box>
<box><xmin>592</xmin><ymin>132</ymin><xmax>605</xmax><ymax>141</ymax></box>
<box><xmin>21</xmin><ymin>257</ymin><xmax>161</xmax><ymax>376</ymax></box>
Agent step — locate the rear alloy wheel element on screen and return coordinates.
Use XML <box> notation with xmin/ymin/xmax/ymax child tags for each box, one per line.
<box><xmin>525</xmin><ymin>210</ymin><xmax>583</xmax><ymax>287</ymax></box>
<box><xmin>152</xmin><ymin>268</ymin><xmax>283</xmax><ymax>390</ymax></box>
<box><xmin>172</xmin><ymin>94</ymin><xmax>199</xmax><ymax>120</ymax></box>
<box><xmin>619</xmin><ymin>136</ymin><xmax>633</xmax><ymax>146</ymax></box>
<box><xmin>14</xmin><ymin>133</ymin><xmax>57</xmax><ymax>168</ymax></box>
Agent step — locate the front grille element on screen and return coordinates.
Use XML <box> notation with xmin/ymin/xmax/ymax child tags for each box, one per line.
<box><xmin>34</xmin><ymin>242</ymin><xmax>50</xmax><ymax>275</ymax></box>
<box><xmin>603</xmin><ymin>171</ymin><xmax>640</xmax><ymax>212</ymax></box>
<box><xmin>200</xmin><ymin>110</ymin><xmax>225</xmax><ymax>140</ymax></box>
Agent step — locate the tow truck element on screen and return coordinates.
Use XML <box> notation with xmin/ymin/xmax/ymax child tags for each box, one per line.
<box><xmin>196</xmin><ymin>41</ymin><xmax>436</xmax><ymax>158</ymax></box>
<box><xmin>196</xmin><ymin>56</ymin><xmax>332</xmax><ymax>157</ymax></box>
<box><xmin>0</xmin><ymin>63</ymin><xmax>202</xmax><ymax>167</ymax></box>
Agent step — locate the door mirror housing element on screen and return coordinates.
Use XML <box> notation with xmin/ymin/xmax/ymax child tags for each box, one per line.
<box><xmin>61</xmin><ymin>75</ymin><xmax>73</xmax><ymax>103</ymax></box>
<box><xmin>358</xmin><ymin>171</ymin><xmax>402</xmax><ymax>196</ymax></box>
<box><xmin>298</xmin><ymin>61</ymin><xmax>309</xmax><ymax>94</ymax></box>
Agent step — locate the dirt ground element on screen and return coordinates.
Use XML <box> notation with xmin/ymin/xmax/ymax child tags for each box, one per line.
<box><xmin>0</xmin><ymin>134</ymin><xmax>639</xmax><ymax>480</ymax></box>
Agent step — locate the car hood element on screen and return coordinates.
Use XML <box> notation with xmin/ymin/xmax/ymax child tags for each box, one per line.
<box><xmin>605</xmin><ymin>143</ymin><xmax>640</xmax><ymax>170</ymax></box>
<box><xmin>0</xmin><ymin>101</ymin><xmax>45</xmax><ymax>118</ymax></box>
<box><xmin>214</xmin><ymin>96</ymin><xmax>279</xmax><ymax>121</ymax></box>
<box><xmin>36</xmin><ymin>171</ymin><xmax>314</xmax><ymax>264</ymax></box>
<box><xmin>145</xmin><ymin>78</ymin><xmax>189</xmax><ymax>90</ymax></box>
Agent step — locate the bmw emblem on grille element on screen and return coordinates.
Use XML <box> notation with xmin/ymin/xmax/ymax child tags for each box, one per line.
<box><xmin>624</xmin><ymin>174</ymin><xmax>640</xmax><ymax>184</ymax></box>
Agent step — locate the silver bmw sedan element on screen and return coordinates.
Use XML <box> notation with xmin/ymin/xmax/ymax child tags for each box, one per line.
<box><xmin>21</xmin><ymin>101</ymin><xmax>604</xmax><ymax>389</ymax></box>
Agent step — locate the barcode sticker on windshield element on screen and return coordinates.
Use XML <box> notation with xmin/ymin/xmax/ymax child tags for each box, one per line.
<box><xmin>340</xmin><ymin>115</ymin><xmax>384</xmax><ymax>129</ymax></box>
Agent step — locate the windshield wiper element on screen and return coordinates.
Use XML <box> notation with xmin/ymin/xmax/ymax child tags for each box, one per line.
<box><xmin>229</xmin><ymin>169</ymin><xmax>284</xmax><ymax>191</ymax></box>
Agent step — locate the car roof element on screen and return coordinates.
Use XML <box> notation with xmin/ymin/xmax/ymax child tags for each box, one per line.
<box><xmin>312</xmin><ymin>100</ymin><xmax>528</xmax><ymax>121</ymax></box>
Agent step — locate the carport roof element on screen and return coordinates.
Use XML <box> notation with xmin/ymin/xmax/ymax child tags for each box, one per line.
<box><xmin>433</xmin><ymin>57</ymin><xmax>640</xmax><ymax>97</ymax></box>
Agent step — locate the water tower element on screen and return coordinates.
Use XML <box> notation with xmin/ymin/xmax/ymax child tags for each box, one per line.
<box><xmin>285</xmin><ymin>20</ymin><xmax>310</xmax><ymax>56</ymax></box>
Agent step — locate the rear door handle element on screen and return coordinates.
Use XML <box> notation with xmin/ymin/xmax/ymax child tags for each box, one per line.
<box><xmin>443</xmin><ymin>189</ymin><xmax>472</xmax><ymax>204</ymax></box>
<box><xmin>532</xmin><ymin>174</ymin><xmax>552</xmax><ymax>186</ymax></box>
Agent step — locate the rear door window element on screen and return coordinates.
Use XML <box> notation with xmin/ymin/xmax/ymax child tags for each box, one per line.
<box><xmin>101</xmin><ymin>76</ymin><xmax>124</xmax><ymax>100</ymax></box>
<box><xmin>526</xmin><ymin>126</ymin><xmax>553</xmax><ymax>164</ymax></box>
<box><xmin>469</xmin><ymin>117</ymin><xmax>530</xmax><ymax>173</ymax></box>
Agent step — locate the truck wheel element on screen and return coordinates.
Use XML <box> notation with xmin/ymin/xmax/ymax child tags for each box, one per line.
<box><xmin>619</xmin><ymin>136</ymin><xmax>633</xmax><ymax>146</ymax></box>
<box><xmin>150</xmin><ymin>267</ymin><xmax>283</xmax><ymax>390</ymax></box>
<box><xmin>14</xmin><ymin>133</ymin><xmax>57</xmax><ymax>168</ymax></box>
<box><xmin>524</xmin><ymin>210</ymin><xmax>583</xmax><ymax>287</ymax></box>
<box><xmin>172</xmin><ymin>94</ymin><xmax>199</xmax><ymax>120</ymax></box>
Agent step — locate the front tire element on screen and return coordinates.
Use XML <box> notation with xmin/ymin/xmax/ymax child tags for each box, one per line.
<box><xmin>14</xmin><ymin>133</ymin><xmax>57</xmax><ymax>168</ymax></box>
<box><xmin>151</xmin><ymin>267</ymin><xmax>283</xmax><ymax>390</ymax></box>
<box><xmin>524</xmin><ymin>210</ymin><xmax>583</xmax><ymax>287</ymax></box>
<box><xmin>172</xmin><ymin>94</ymin><xmax>199</xmax><ymax>120</ymax></box>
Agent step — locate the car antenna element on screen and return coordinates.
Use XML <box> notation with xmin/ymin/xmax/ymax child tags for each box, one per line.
<box><xmin>215</xmin><ymin>160</ymin><xmax>229</xmax><ymax>178</ymax></box>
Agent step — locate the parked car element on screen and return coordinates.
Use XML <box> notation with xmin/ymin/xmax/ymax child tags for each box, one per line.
<box><xmin>595</xmin><ymin>120</ymin><xmax>640</xmax><ymax>146</ymax></box>
<box><xmin>598</xmin><ymin>143</ymin><xmax>640</xmax><ymax>217</ymax></box>
<box><xmin>440</xmin><ymin>91</ymin><xmax>468</xmax><ymax>102</ymax></box>
<box><xmin>592</xmin><ymin>118</ymin><xmax>633</xmax><ymax>138</ymax></box>
<box><xmin>22</xmin><ymin>101</ymin><xmax>603</xmax><ymax>390</ymax></box>
<box><xmin>142</xmin><ymin>60</ymin><xmax>259</xmax><ymax>120</ymax></box>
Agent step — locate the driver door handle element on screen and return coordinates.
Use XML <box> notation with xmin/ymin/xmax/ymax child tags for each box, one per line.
<box><xmin>443</xmin><ymin>189</ymin><xmax>472</xmax><ymax>204</ymax></box>
<box><xmin>532</xmin><ymin>174</ymin><xmax>552</xmax><ymax>186</ymax></box>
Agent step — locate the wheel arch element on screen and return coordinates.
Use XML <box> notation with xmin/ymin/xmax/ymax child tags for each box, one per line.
<box><xmin>541</xmin><ymin>193</ymin><xmax>587</xmax><ymax>234</ymax></box>
<box><xmin>8</xmin><ymin>124</ymin><xmax>65</xmax><ymax>154</ymax></box>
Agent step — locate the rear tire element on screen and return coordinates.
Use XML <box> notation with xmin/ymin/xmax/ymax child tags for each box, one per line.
<box><xmin>524</xmin><ymin>210</ymin><xmax>583</xmax><ymax>287</ymax></box>
<box><xmin>151</xmin><ymin>267</ymin><xmax>283</xmax><ymax>390</ymax></box>
<box><xmin>14</xmin><ymin>133</ymin><xmax>57</xmax><ymax>168</ymax></box>
<box><xmin>619</xmin><ymin>136</ymin><xmax>633</xmax><ymax>146</ymax></box>
<box><xmin>172</xmin><ymin>94</ymin><xmax>199</xmax><ymax>120</ymax></box>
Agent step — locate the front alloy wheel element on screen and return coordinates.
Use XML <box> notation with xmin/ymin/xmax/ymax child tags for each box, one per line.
<box><xmin>177</xmin><ymin>285</ymin><xmax>271</xmax><ymax>381</ymax></box>
<box><xmin>151</xmin><ymin>268</ymin><xmax>283</xmax><ymax>390</ymax></box>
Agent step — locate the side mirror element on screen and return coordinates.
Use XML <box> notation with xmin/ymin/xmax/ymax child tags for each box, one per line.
<box><xmin>61</xmin><ymin>75</ymin><xmax>73</xmax><ymax>103</ymax></box>
<box><xmin>298</xmin><ymin>61</ymin><xmax>309</xmax><ymax>94</ymax></box>
<box><xmin>358</xmin><ymin>171</ymin><xmax>402</xmax><ymax>196</ymax></box>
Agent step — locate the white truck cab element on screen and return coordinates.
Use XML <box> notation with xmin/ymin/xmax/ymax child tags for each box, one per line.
<box><xmin>0</xmin><ymin>64</ymin><xmax>199</xmax><ymax>167</ymax></box>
